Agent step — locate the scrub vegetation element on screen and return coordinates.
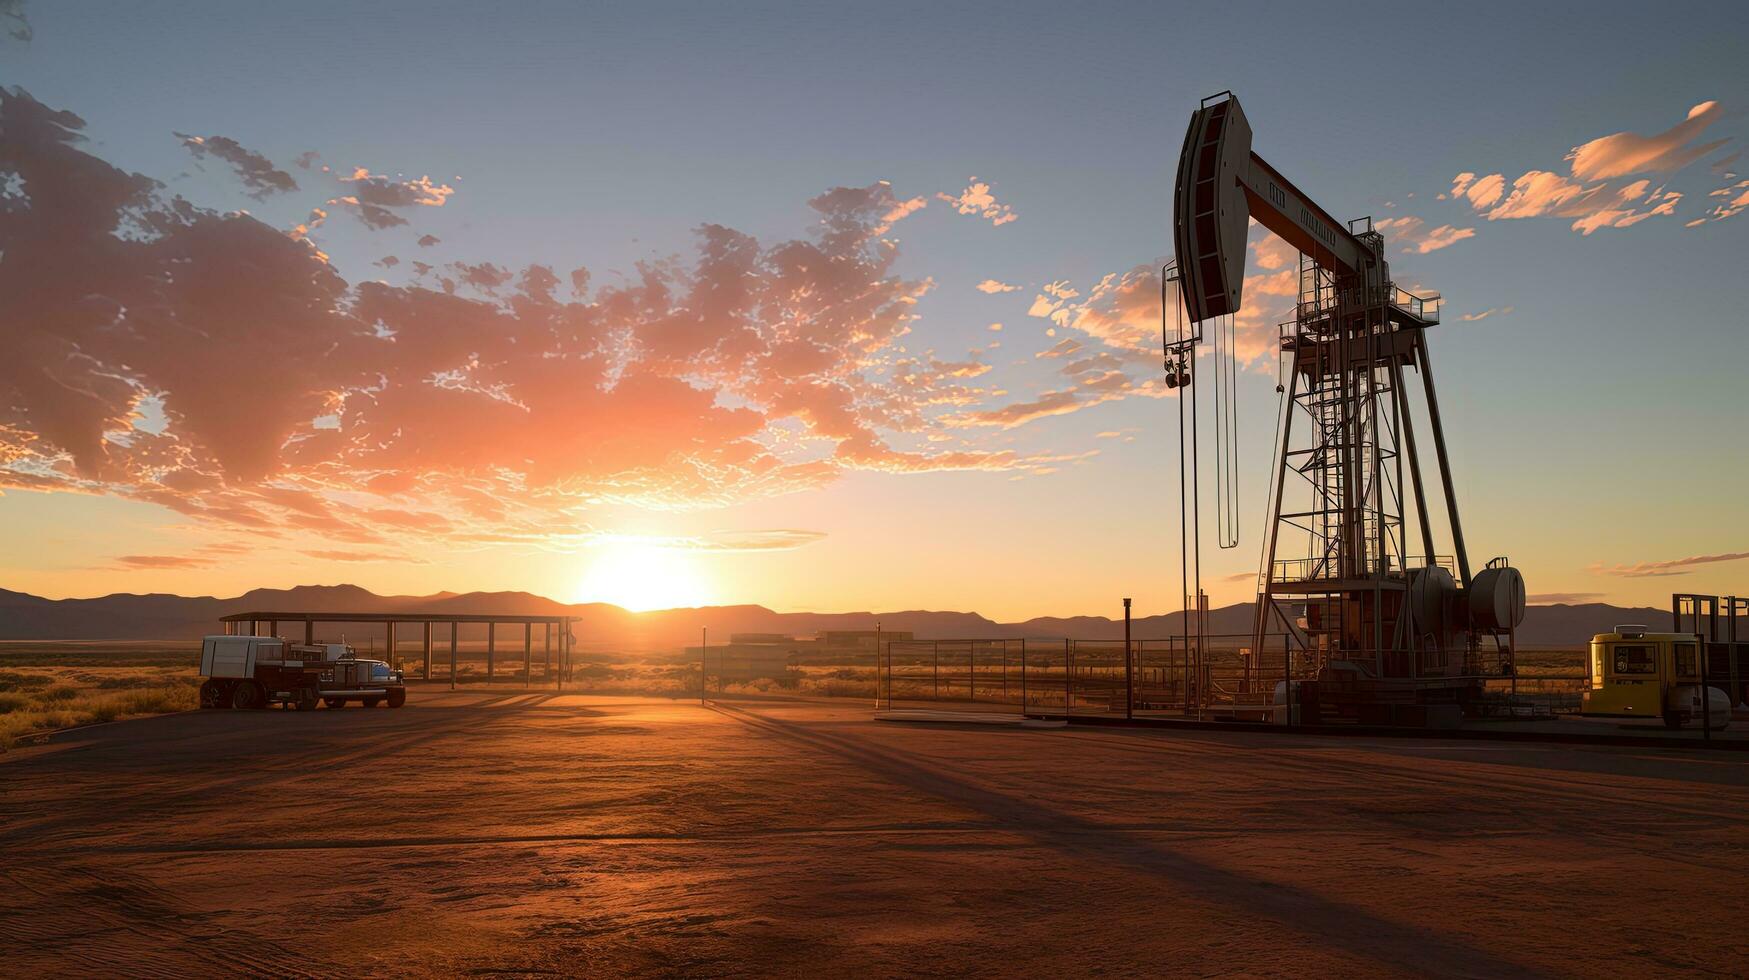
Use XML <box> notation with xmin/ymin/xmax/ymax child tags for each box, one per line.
<box><xmin>0</xmin><ymin>658</ymin><xmax>199</xmax><ymax>751</ymax></box>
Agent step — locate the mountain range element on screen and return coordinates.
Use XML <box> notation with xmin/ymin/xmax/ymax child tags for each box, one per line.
<box><xmin>0</xmin><ymin>584</ymin><xmax>1674</xmax><ymax>649</ymax></box>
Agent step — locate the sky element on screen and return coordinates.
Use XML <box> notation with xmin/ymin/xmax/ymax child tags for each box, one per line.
<box><xmin>1</xmin><ymin>0</ymin><xmax>1746</xmax><ymax>619</ymax></box>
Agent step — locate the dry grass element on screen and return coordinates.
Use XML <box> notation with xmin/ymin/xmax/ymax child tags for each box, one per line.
<box><xmin>0</xmin><ymin>656</ymin><xmax>200</xmax><ymax>751</ymax></box>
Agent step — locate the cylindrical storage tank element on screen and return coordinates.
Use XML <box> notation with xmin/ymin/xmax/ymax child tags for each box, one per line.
<box><xmin>1408</xmin><ymin>566</ymin><xmax>1456</xmax><ymax>637</ymax></box>
<box><xmin>1468</xmin><ymin>566</ymin><xmax>1526</xmax><ymax>631</ymax></box>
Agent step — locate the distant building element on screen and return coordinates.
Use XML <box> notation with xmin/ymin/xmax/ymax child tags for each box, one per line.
<box><xmin>693</xmin><ymin>628</ymin><xmax>915</xmax><ymax>683</ymax></box>
<box><xmin>728</xmin><ymin>633</ymin><xmax>794</xmax><ymax>644</ymax></box>
<box><xmin>819</xmin><ymin>629</ymin><xmax>913</xmax><ymax>647</ymax></box>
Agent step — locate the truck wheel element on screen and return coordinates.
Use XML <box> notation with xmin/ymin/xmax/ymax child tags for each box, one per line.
<box><xmin>387</xmin><ymin>689</ymin><xmax>406</xmax><ymax>708</ymax></box>
<box><xmin>294</xmin><ymin>688</ymin><xmax>318</xmax><ymax>712</ymax></box>
<box><xmin>230</xmin><ymin>681</ymin><xmax>259</xmax><ymax>710</ymax></box>
<box><xmin>1662</xmin><ymin>710</ymin><xmax>1683</xmax><ymax>730</ymax></box>
<box><xmin>325</xmin><ymin>698</ymin><xmax>344</xmax><ymax>709</ymax></box>
<box><xmin>364</xmin><ymin>698</ymin><xmax>381</xmax><ymax>708</ymax></box>
<box><xmin>199</xmin><ymin>680</ymin><xmax>224</xmax><ymax>709</ymax></box>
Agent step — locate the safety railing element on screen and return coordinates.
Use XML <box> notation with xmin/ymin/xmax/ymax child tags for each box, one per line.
<box><xmin>1271</xmin><ymin>554</ymin><xmax>1455</xmax><ymax>584</ymax></box>
<box><xmin>1390</xmin><ymin>285</ymin><xmax>1440</xmax><ymax>323</ymax></box>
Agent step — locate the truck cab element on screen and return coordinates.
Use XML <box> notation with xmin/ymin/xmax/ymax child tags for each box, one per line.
<box><xmin>316</xmin><ymin>657</ymin><xmax>406</xmax><ymax>709</ymax></box>
<box><xmin>1582</xmin><ymin>627</ymin><xmax>1728</xmax><ymax>729</ymax></box>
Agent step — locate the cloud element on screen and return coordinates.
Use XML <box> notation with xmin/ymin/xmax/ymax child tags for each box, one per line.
<box><xmin>1415</xmin><ymin>224</ymin><xmax>1476</xmax><ymax>253</ymax></box>
<box><xmin>1476</xmin><ymin>171</ymin><xmax>1683</xmax><ymax>234</ymax></box>
<box><xmin>937</xmin><ymin>177</ymin><xmax>1016</xmax><ymax>226</ymax></box>
<box><xmin>451</xmin><ymin>260</ymin><xmax>512</xmax><ymax>292</ymax></box>
<box><xmin>305</xmin><ymin>549</ymin><xmax>427</xmax><ymax>563</ymax></box>
<box><xmin>417</xmin><ymin>233</ymin><xmax>441</xmax><ymax>247</ymax></box>
<box><xmin>332</xmin><ymin>168</ymin><xmax>454</xmax><ymax>230</ymax></box>
<box><xmin>948</xmin><ymin>368</ymin><xmax>1147</xmax><ymax>430</ymax></box>
<box><xmin>0</xmin><ymin>88</ymin><xmax>1052</xmax><ymax>551</ymax></box>
<box><xmin>1449</xmin><ymin>172</ymin><xmax>1506</xmax><ymax>210</ymax></box>
<box><xmin>1699</xmin><ymin>177</ymin><xmax>1749</xmax><ymax>224</ymax></box>
<box><xmin>1527</xmin><ymin>592</ymin><xmax>1604</xmax><ymax>604</ymax></box>
<box><xmin>951</xmin><ymin>388</ymin><xmax>1094</xmax><ymax>428</ymax></box>
<box><xmin>874</xmin><ymin>191</ymin><xmax>927</xmax><ymax>233</ymax></box>
<box><xmin>1</xmin><ymin>0</ymin><xmax>29</xmax><ymax>42</ymax></box>
<box><xmin>1567</xmin><ymin>101</ymin><xmax>1729</xmax><ymax>180</ymax></box>
<box><xmin>1591</xmin><ymin>551</ymin><xmax>1749</xmax><ymax>578</ymax></box>
<box><xmin>113</xmin><ymin>554</ymin><xmax>216</xmax><ymax>569</ymax></box>
<box><xmin>1457</xmin><ymin>306</ymin><xmax>1513</xmax><ymax>322</ymax></box>
<box><xmin>1373</xmin><ymin>215</ymin><xmax>1476</xmax><ymax>254</ymax></box>
<box><xmin>1051</xmin><ymin>239</ymin><xmax>1285</xmax><ymax>368</ymax></box>
<box><xmin>976</xmin><ymin>279</ymin><xmax>1018</xmax><ymax>293</ymax></box>
<box><xmin>683</xmin><ymin>529</ymin><xmax>827</xmax><ymax>552</ymax></box>
<box><xmin>1450</xmin><ymin>101</ymin><xmax>1730</xmax><ymax>235</ymax></box>
<box><xmin>176</xmin><ymin>133</ymin><xmax>299</xmax><ymax>198</ymax></box>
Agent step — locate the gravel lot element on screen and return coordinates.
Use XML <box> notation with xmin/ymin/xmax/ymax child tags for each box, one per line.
<box><xmin>3</xmin><ymin>691</ymin><xmax>1746</xmax><ymax>976</ymax></box>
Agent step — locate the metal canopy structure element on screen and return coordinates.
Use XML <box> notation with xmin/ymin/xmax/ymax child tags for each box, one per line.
<box><xmin>219</xmin><ymin>611</ymin><xmax>574</xmax><ymax>692</ymax></box>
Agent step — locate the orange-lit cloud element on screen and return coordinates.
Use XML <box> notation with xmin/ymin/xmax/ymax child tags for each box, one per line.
<box><xmin>1591</xmin><ymin>551</ymin><xmax>1749</xmax><ymax>578</ymax></box>
<box><xmin>113</xmin><ymin>554</ymin><xmax>217</xmax><ymax>570</ymax></box>
<box><xmin>976</xmin><ymin>279</ymin><xmax>1018</xmax><ymax>293</ymax></box>
<box><xmin>1374</xmin><ymin>215</ymin><xmax>1476</xmax><ymax>254</ymax></box>
<box><xmin>1449</xmin><ymin>172</ymin><xmax>1506</xmax><ymax>209</ymax></box>
<box><xmin>1700</xmin><ymin>177</ymin><xmax>1749</xmax><ymax>223</ymax></box>
<box><xmin>937</xmin><ymin>177</ymin><xmax>1017</xmax><ymax>226</ymax></box>
<box><xmin>1567</xmin><ymin>101</ymin><xmax>1728</xmax><ymax>180</ymax></box>
<box><xmin>1449</xmin><ymin>102</ymin><xmax>1729</xmax><ymax>235</ymax></box>
<box><xmin>0</xmin><ymin>88</ymin><xmax>1050</xmax><ymax>551</ymax></box>
<box><xmin>305</xmin><ymin>549</ymin><xmax>428</xmax><ymax>563</ymax></box>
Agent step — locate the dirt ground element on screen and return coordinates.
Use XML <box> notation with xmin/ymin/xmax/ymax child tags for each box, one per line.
<box><xmin>2</xmin><ymin>691</ymin><xmax>1746</xmax><ymax>978</ymax></box>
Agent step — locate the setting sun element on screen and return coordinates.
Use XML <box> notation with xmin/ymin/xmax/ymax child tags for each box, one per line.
<box><xmin>572</xmin><ymin>539</ymin><xmax>716</xmax><ymax>611</ymax></box>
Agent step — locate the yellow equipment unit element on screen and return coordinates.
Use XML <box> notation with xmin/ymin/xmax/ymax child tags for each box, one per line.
<box><xmin>1582</xmin><ymin>626</ymin><xmax>1729</xmax><ymax>729</ymax></box>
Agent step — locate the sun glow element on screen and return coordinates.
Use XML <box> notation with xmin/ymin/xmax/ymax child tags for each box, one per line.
<box><xmin>572</xmin><ymin>538</ymin><xmax>716</xmax><ymax>611</ymax></box>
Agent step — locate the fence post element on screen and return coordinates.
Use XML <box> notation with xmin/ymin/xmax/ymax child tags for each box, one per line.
<box><xmin>933</xmin><ymin>640</ymin><xmax>940</xmax><ymax>701</ymax></box>
<box><xmin>1021</xmin><ymin>639</ymin><xmax>1028</xmax><ymax>713</ymax></box>
<box><xmin>1123</xmin><ymin>598</ymin><xmax>1133</xmax><ymax>721</ymax></box>
<box><xmin>1064</xmin><ymin>638</ymin><xmax>1072</xmax><ymax>715</ymax></box>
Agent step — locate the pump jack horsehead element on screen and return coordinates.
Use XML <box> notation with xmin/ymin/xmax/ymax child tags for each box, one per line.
<box><xmin>1170</xmin><ymin>92</ymin><xmax>1526</xmax><ymax>712</ymax></box>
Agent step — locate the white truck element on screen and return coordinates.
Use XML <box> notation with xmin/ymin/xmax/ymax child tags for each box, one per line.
<box><xmin>198</xmin><ymin>635</ymin><xmax>407</xmax><ymax>711</ymax></box>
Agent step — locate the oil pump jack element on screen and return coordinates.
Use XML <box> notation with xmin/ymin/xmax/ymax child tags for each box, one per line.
<box><xmin>1169</xmin><ymin>92</ymin><xmax>1525</xmax><ymax>717</ymax></box>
